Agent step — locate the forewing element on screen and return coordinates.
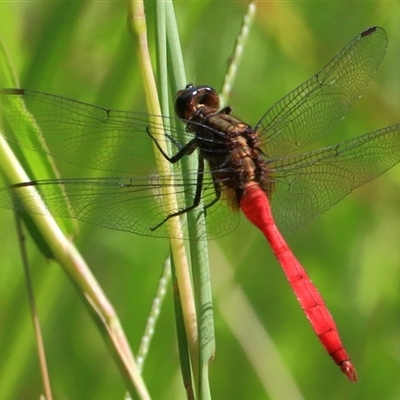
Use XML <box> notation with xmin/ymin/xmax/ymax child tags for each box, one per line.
<box><xmin>0</xmin><ymin>88</ymin><xmax>182</xmax><ymax>173</ymax></box>
<box><xmin>270</xmin><ymin>124</ymin><xmax>400</xmax><ymax>233</ymax></box>
<box><xmin>258</xmin><ymin>26</ymin><xmax>388</xmax><ymax>156</ymax></box>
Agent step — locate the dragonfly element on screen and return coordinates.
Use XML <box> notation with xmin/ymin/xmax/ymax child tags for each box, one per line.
<box><xmin>1</xmin><ymin>25</ymin><xmax>399</xmax><ymax>381</ymax></box>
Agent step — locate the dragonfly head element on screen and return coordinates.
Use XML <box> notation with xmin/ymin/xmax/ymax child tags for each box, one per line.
<box><xmin>175</xmin><ymin>84</ymin><xmax>219</xmax><ymax>121</ymax></box>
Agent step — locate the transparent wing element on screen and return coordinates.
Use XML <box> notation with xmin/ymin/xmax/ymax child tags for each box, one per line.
<box><xmin>0</xmin><ymin>173</ymin><xmax>240</xmax><ymax>239</ymax></box>
<box><xmin>0</xmin><ymin>88</ymin><xmax>239</xmax><ymax>239</ymax></box>
<box><xmin>270</xmin><ymin>124</ymin><xmax>400</xmax><ymax>233</ymax></box>
<box><xmin>0</xmin><ymin>88</ymin><xmax>183</xmax><ymax>173</ymax></box>
<box><xmin>258</xmin><ymin>26</ymin><xmax>388</xmax><ymax>156</ymax></box>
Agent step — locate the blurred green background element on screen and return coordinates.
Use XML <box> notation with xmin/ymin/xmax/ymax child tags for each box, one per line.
<box><xmin>1</xmin><ymin>1</ymin><xmax>400</xmax><ymax>399</ymax></box>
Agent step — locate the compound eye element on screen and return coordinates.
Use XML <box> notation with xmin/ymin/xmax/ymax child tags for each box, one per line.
<box><xmin>175</xmin><ymin>85</ymin><xmax>198</xmax><ymax>120</ymax></box>
<box><xmin>195</xmin><ymin>86</ymin><xmax>219</xmax><ymax>109</ymax></box>
<box><xmin>175</xmin><ymin>85</ymin><xmax>219</xmax><ymax>120</ymax></box>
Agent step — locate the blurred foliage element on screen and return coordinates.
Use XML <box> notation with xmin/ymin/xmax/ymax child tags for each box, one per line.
<box><xmin>0</xmin><ymin>1</ymin><xmax>400</xmax><ymax>399</ymax></box>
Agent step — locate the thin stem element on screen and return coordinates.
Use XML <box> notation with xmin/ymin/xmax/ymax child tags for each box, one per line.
<box><xmin>14</xmin><ymin>213</ymin><xmax>53</xmax><ymax>400</ymax></box>
<box><xmin>220</xmin><ymin>2</ymin><xmax>256</xmax><ymax>107</ymax></box>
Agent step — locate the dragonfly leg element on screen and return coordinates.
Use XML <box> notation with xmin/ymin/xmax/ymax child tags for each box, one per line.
<box><xmin>150</xmin><ymin>154</ymin><xmax>207</xmax><ymax>231</ymax></box>
<box><xmin>146</xmin><ymin>126</ymin><xmax>197</xmax><ymax>163</ymax></box>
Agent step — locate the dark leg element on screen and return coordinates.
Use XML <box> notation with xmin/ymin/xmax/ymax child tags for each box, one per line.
<box><xmin>147</xmin><ymin>127</ymin><xmax>197</xmax><ymax>163</ymax></box>
<box><xmin>150</xmin><ymin>154</ymin><xmax>207</xmax><ymax>231</ymax></box>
